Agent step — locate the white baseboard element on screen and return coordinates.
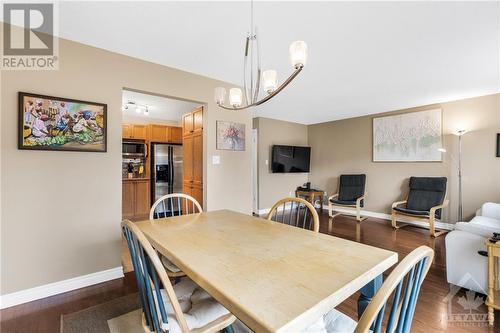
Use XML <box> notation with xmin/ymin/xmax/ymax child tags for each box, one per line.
<box><xmin>256</xmin><ymin>205</ymin><xmax>454</xmax><ymax>231</ymax></box>
<box><xmin>322</xmin><ymin>205</ymin><xmax>455</xmax><ymax>231</ymax></box>
<box><xmin>0</xmin><ymin>266</ymin><xmax>124</xmax><ymax>309</ymax></box>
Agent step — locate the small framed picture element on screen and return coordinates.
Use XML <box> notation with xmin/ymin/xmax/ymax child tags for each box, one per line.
<box><xmin>19</xmin><ymin>92</ymin><xmax>107</xmax><ymax>152</ymax></box>
<box><xmin>216</xmin><ymin>121</ymin><xmax>245</xmax><ymax>151</ymax></box>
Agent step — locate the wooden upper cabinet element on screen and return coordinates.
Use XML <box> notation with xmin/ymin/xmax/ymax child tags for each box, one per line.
<box><xmin>132</xmin><ymin>125</ymin><xmax>147</xmax><ymax>140</ymax></box>
<box><xmin>193</xmin><ymin>107</ymin><xmax>203</xmax><ymax>132</ymax></box>
<box><xmin>150</xmin><ymin>124</ymin><xmax>168</xmax><ymax>142</ymax></box>
<box><xmin>169</xmin><ymin>127</ymin><xmax>183</xmax><ymax>144</ymax></box>
<box><xmin>183</xmin><ymin>113</ymin><xmax>194</xmax><ymax>135</ymax></box>
<box><xmin>122</xmin><ymin>124</ymin><xmax>148</xmax><ymax>140</ymax></box>
<box><xmin>122</xmin><ymin>124</ymin><xmax>132</xmax><ymax>139</ymax></box>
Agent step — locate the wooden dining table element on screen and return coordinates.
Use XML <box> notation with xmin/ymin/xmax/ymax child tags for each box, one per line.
<box><xmin>136</xmin><ymin>209</ymin><xmax>398</xmax><ymax>333</ymax></box>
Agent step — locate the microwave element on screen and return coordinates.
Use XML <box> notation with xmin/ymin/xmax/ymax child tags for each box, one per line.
<box><xmin>122</xmin><ymin>141</ymin><xmax>147</xmax><ymax>158</ymax></box>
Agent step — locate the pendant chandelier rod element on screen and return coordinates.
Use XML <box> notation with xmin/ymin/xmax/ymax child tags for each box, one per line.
<box><xmin>214</xmin><ymin>0</ymin><xmax>307</xmax><ymax>110</ymax></box>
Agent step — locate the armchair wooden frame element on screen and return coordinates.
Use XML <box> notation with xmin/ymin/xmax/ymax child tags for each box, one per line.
<box><xmin>391</xmin><ymin>199</ymin><xmax>449</xmax><ymax>238</ymax></box>
<box><xmin>328</xmin><ymin>192</ymin><xmax>368</xmax><ymax>222</ymax></box>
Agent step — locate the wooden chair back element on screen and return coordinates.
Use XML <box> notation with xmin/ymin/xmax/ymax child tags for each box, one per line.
<box><xmin>267</xmin><ymin>197</ymin><xmax>319</xmax><ymax>232</ymax></box>
<box><xmin>355</xmin><ymin>246</ymin><xmax>434</xmax><ymax>333</ymax></box>
<box><xmin>122</xmin><ymin>219</ymin><xmax>190</xmax><ymax>332</ymax></box>
<box><xmin>150</xmin><ymin>193</ymin><xmax>202</xmax><ymax>220</ymax></box>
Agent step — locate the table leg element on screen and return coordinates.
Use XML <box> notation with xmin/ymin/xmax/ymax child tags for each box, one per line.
<box><xmin>358</xmin><ymin>274</ymin><xmax>383</xmax><ymax>320</ymax></box>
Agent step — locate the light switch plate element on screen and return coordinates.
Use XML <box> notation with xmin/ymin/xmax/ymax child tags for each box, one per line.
<box><xmin>265</xmin><ymin>159</ymin><xmax>268</xmax><ymax>165</ymax></box>
<box><xmin>212</xmin><ymin>155</ymin><xmax>221</xmax><ymax>165</ymax></box>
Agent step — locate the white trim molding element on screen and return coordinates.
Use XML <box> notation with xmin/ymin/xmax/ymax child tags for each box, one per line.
<box><xmin>0</xmin><ymin>266</ymin><xmax>124</xmax><ymax>309</ymax></box>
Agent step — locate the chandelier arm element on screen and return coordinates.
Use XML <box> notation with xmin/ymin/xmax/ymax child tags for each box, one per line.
<box><xmin>243</xmin><ymin>36</ymin><xmax>251</xmax><ymax>106</ymax></box>
<box><xmin>253</xmin><ymin>28</ymin><xmax>261</xmax><ymax>104</ymax></box>
<box><xmin>216</xmin><ymin>66</ymin><xmax>303</xmax><ymax>111</ymax></box>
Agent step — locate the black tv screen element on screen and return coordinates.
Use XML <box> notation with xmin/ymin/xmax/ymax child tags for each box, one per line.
<box><xmin>271</xmin><ymin>145</ymin><xmax>311</xmax><ymax>173</ymax></box>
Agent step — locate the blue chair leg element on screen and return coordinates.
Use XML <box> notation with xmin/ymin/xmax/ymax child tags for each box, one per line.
<box><xmin>222</xmin><ymin>324</ymin><xmax>235</xmax><ymax>333</ymax></box>
<box><xmin>358</xmin><ymin>274</ymin><xmax>383</xmax><ymax>319</ymax></box>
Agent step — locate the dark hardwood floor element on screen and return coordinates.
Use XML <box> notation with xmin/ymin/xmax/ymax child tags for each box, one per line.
<box><xmin>1</xmin><ymin>212</ymin><xmax>498</xmax><ymax>332</ymax></box>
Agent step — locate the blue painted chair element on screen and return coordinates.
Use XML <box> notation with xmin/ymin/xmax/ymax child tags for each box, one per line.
<box><xmin>122</xmin><ymin>220</ymin><xmax>236</xmax><ymax>333</ymax></box>
<box><xmin>322</xmin><ymin>246</ymin><xmax>434</xmax><ymax>333</ymax></box>
<box><xmin>267</xmin><ymin>197</ymin><xmax>320</xmax><ymax>232</ymax></box>
<box><xmin>149</xmin><ymin>193</ymin><xmax>202</xmax><ymax>278</ymax></box>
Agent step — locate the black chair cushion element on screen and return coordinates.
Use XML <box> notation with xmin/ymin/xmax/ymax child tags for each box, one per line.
<box><xmin>393</xmin><ymin>206</ymin><xmax>431</xmax><ymax>217</ymax></box>
<box><xmin>406</xmin><ymin>177</ymin><xmax>447</xmax><ymax>219</ymax></box>
<box><xmin>338</xmin><ymin>174</ymin><xmax>366</xmax><ymax>203</ymax></box>
<box><xmin>329</xmin><ymin>198</ymin><xmax>363</xmax><ymax>207</ymax></box>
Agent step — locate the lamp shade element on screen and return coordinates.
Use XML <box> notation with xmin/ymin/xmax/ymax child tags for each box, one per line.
<box><xmin>262</xmin><ymin>70</ymin><xmax>278</xmax><ymax>93</ymax></box>
<box><xmin>289</xmin><ymin>41</ymin><xmax>308</xmax><ymax>68</ymax></box>
<box><xmin>214</xmin><ymin>87</ymin><xmax>226</xmax><ymax>105</ymax></box>
<box><xmin>229</xmin><ymin>88</ymin><xmax>243</xmax><ymax>107</ymax></box>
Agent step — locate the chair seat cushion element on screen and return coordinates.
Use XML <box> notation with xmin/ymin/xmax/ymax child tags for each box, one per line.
<box><xmin>161</xmin><ymin>255</ymin><xmax>182</xmax><ymax>273</ymax></box>
<box><xmin>393</xmin><ymin>206</ymin><xmax>431</xmax><ymax>217</ymax></box>
<box><xmin>324</xmin><ymin>309</ymin><xmax>357</xmax><ymax>333</ymax></box>
<box><xmin>156</xmin><ymin>278</ymin><xmax>230</xmax><ymax>333</ymax></box>
<box><xmin>329</xmin><ymin>198</ymin><xmax>357</xmax><ymax>206</ymax></box>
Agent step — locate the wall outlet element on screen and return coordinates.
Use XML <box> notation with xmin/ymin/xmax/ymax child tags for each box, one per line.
<box><xmin>265</xmin><ymin>159</ymin><xmax>268</xmax><ymax>166</ymax></box>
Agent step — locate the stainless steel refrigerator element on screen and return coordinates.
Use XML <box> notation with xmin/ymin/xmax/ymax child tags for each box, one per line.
<box><xmin>151</xmin><ymin>144</ymin><xmax>183</xmax><ymax>215</ymax></box>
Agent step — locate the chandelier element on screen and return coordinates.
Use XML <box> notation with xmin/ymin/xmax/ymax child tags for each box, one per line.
<box><xmin>214</xmin><ymin>1</ymin><xmax>307</xmax><ymax>110</ymax></box>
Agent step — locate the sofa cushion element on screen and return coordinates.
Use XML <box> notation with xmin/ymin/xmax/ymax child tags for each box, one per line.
<box><xmin>481</xmin><ymin>202</ymin><xmax>500</xmax><ymax>220</ymax></box>
<box><xmin>470</xmin><ymin>216</ymin><xmax>500</xmax><ymax>229</ymax></box>
<box><xmin>455</xmin><ymin>222</ymin><xmax>500</xmax><ymax>238</ymax></box>
<box><xmin>338</xmin><ymin>174</ymin><xmax>366</xmax><ymax>202</ymax></box>
<box><xmin>406</xmin><ymin>177</ymin><xmax>447</xmax><ymax>219</ymax></box>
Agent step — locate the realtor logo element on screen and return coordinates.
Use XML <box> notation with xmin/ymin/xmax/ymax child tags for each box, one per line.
<box><xmin>1</xmin><ymin>2</ymin><xmax>58</xmax><ymax>70</ymax></box>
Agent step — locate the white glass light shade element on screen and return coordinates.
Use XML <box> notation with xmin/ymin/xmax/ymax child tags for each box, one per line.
<box><xmin>229</xmin><ymin>88</ymin><xmax>243</xmax><ymax>107</ymax></box>
<box><xmin>289</xmin><ymin>41</ymin><xmax>308</xmax><ymax>68</ymax></box>
<box><xmin>135</xmin><ymin>106</ymin><xmax>142</xmax><ymax>114</ymax></box>
<box><xmin>214</xmin><ymin>87</ymin><xmax>226</xmax><ymax>105</ymax></box>
<box><xmin>262</xmin><ymin>70</ymin><xmax>278</xmax><ymax>93</ymax></box>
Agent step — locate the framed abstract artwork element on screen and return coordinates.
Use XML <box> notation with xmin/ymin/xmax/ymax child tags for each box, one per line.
<box><xmin>18</xmin><ymin>92</ymin><xmax>107</xmax><ymax>152</ymax></box>
<box><xmin>373</xmin><ymin>109</ymin><xmax>442</xmax><ymax>162</ymax></box>
<box><xmin>216</xmin><ymin>121</ymin><xmax>245</xmax><ymax>151</ymax></box>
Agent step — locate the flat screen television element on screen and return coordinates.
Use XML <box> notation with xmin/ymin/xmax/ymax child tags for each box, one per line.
<box><xmin>271</xmin><ymin>145</ymin><xmax>311</xmax><ymax>173</ymax></box>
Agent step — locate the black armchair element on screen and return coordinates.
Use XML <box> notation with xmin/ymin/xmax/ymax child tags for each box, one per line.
<box><xmin>328</xmin><ymin>174</ymin><xmax>367</xmax><ymax>222</ymax></box>
<box><xmin>391</xmin><ymin>177</ymin><xmax>449</xmax><ymax>237</ymax></box>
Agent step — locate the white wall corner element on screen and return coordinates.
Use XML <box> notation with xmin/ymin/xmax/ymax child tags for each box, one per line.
<box><xmin>0</xmin><ymin>266</ymin><xmax>124</xmax><ymax>309</ymax></box>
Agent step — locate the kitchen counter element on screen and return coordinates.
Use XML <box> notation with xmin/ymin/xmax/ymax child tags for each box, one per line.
<box><xmin>122</xmin><ymin>177</ymin><xmax>149</xmax><ymax>182</ymax></box>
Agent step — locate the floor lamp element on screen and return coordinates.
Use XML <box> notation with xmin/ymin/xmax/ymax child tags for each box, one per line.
<box><xmin>439</xmin><ymin>129</ymin><xmax>467</xmax><ymax>221</ymax></box>
<box><xmin>455</xmin><ymin>130</ymin><xmax>467</xmax><ymax>221</ymax></box>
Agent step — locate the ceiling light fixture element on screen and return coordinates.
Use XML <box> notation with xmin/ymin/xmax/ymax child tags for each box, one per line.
<box><xmin>123</xmin><ymin>101</ymin><xmax>150</xmax><ymax>116</ymax></box>
<box><xmin>214</xmin><ymin>0</ymin><xmax>307</xmax><ymax>110</ymax></box>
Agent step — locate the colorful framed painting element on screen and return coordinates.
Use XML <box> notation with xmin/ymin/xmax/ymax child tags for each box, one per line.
<box><xmin>216</xmin><ymin>121</ymin><xmax>245</xmax><ymax>151</ymax></box>
<box><xmin>18</xmin><ymin>92</ymin><xmax>107</xmax><ymax>152</ymax></box>
<box><xmin>372</xmin><ymin>108</ymin><xmax>442</xmax><ymax>162</ymax></box>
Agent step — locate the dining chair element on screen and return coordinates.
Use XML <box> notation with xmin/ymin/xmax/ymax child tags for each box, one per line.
<box><xmin>267</xmin><ymin>197</ymin><xmax>319</xmax><ymax>233</ymax></box>
<box><xmin>318</xmin><ymin>245</ymin><xmax>434</xmax><ymax>333</ymax></box>
<box><xmin>150</xmin><ymin>193</ymin><xmax>203</xmax><ymax>220</ymax></box>
<box><xmin>150</xmin><ymin>193</ymin><xmax>202</xmax><ymax>278</ymax></box>
<box><xmin>122</xmin><ymin>219</ymin><xmax>236</xmax><ymax>333</ymax></box>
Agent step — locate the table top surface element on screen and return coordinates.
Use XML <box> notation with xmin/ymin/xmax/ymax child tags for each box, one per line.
<box><xmin>136</xmin><ymin>209</ymin><xmax>397</xmax><ymax>333</ymax></box>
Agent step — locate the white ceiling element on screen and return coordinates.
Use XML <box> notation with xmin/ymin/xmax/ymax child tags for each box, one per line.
<box><xmin>58</xmin><ymin>1</ymin><xmax>499</xmax><ymax>124</ymax></box>
<box><xmin>122</xmin><ymin>90</ymin><xmax>201</xmax><ymax>122</ymax></box>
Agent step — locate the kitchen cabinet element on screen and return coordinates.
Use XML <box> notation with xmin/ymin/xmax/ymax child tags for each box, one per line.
<box><xmin>148</xmin><ymin>124</ymin><xmax>182</xmax><ymax>144</ymax></box>
<box><xmin>122</xmin><ymin>179</ymin><xmax>150</xmax><ymax>220</ymax></box>
<box><xmin>182</xmin><ymin>107</ymin><xmax>203</xmax><ymax>208</ymax></box>
<box><xmin>122</xmin><ymin>124</ymin><xmax>148</xmax><ymax>140</ymax></box>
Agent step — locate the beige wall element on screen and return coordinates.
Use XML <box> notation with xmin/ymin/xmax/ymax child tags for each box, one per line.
<box><xmin>308</xmin><ymin>94</ymin><xmax>500</xmax><ymax>223</ymax></box>
<box><xmin>254</xmin><ymin>117</ymin><xmax>309</xmax><ymax>210</ymax></box>
<box><xmin>1</xmin><ymin>31</ymin><xmax>252</xmax><ymax>294</ymax></box>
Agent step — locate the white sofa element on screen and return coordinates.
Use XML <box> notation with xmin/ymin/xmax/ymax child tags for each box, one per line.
<box><xmin>446</xmin><ymin>202</ymin><xmax>500</xmax><ymax>294</ymax></box>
